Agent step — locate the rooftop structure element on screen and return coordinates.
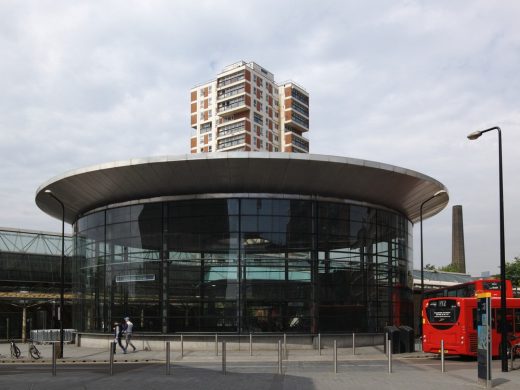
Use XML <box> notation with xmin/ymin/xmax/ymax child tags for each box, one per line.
<box><xmin>411</xmin><ymin>269</ymin><xmax>473</xmax><ymax>291</ymax></box>
<box><xmin>35</xmin><ymin>153</ymin><xmax>448</xmax><ymax>224</ymax></box>
<box><xmin>0</xmin><ymin>227</ymin><xmax>73</xmax><ymax>256</ymax></box>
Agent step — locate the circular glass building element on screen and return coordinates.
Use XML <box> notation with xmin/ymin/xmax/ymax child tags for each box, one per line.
<box><xmin>36</xmin><ymin>153</ymin><xmax>448</xmax><ymax>334</ymax></box>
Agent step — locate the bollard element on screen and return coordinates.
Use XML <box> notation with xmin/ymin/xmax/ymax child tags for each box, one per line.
<box><xmin>52</xmin><ymin>342</ymin><xmax>57</xmax><ymax>376</ymax></box>
<box><xmin>318</xmin><ymin>333</ymin><xmax>321</xmax><ymax>355</ymax></box>
<box><xmin>333</xmin><ymin>340</ymin><xmax>338</xmax><ymax>374</ymax></box>
<box><xmin>109</xmin><ymin>342</ymin><xmax>114</xmax><ymax>376</ymax></box>
<box><xmin>441</xmin><ymin>340</ymin><xmax>445</xmax><ymax>373</ymax></box>
<box><xmin>278</xmin><ymin>340</ymin><xmax>282</xmax><ymax>374</ymax></box>
<box><xmin>215</xmin><ymin>334</ymin><xmax>218</xmax><ymax>356</ymax></box>
<box><xmin>385</xmin><ymin>332</ymin><xmax>389</xmax><ymax>356</ymax></box>
<box><xmin>249</xmin><ymin>333</ymin><xmax>253</xmax><ymax>356</ymax></box>
<box><xmin>352</xmin><ymin>333</ymin><xmax>356</xmax><ymax>355</ymax></box>
<box><xmin>166</xmin><ymin>341</ymin><xmax>171</xmax><ymax>376</ymax></box>
<box><xmin>387</xmin><ymin>339</ymin><xmax>392</xmax><ymax>373</ymax></box>
<box><xmin>222</xmin><ymin>340</ymin><xmax>226</xmax><ymax>375</ymax></box>
<box><xmin>180</xmin><ymin>334</ymin><xmax>184</xmax><ymax>359</ymax></box>
<box><xmin>284</xmin><ymin>333</ymin><xmax>287</xmax><ymax>359</ymax></box>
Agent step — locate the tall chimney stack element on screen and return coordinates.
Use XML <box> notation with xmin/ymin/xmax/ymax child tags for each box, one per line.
<box><xmin>452</xmin><ymin>205</ymin><xmax>466</xmax><ymax>273</ymax></box>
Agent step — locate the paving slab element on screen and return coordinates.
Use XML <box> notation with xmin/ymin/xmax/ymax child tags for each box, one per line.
<box><xmin>1</xmin><ymin>342</ymin><xmax>519</xmax><ymax>389</ymax></box>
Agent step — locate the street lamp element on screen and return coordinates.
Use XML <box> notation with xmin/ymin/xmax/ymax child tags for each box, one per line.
<box><xmin>44</xmin><ymin>189</ymin><xmax>65</xmax><ymax>359</ymax></box>
<box><xmin>467</xmin><ymin>126</ymin><xmax>508</xmax><ymax>372</ymax></box>
<box><xmin>418</xmin><ymin>189</ymin><xmax>447</xmax><ymax>337</ymax></box>
<box><xmin>420</xmin><ymin>190</ymin><xmax>448</xmax><ymax>295</ymax></box>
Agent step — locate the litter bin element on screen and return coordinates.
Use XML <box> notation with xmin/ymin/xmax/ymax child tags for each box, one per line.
<box><xmin>399</xmin><ymin>325</ymin><xmax>415</xmax><ymax>353</ymax></box>
<box><xmin>384</xmin><ymin>325</ymin><xmax>401</xmax><ymax>354</ymax></box>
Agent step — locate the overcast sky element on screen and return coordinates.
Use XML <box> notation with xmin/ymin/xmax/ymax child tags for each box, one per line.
<box><xmin>1</xmin><ymin>0</ymin><xmax>519</xmax><ymax>276</ymax></box>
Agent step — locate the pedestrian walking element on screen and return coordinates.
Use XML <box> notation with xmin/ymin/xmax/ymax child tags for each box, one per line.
<box><xmin>124</xmin><ymin>316</ymin><xmax>137</xmax><ymax>352</ymax></box>
<box><xmin>113</xmin><ymin>321</ymin><xmax>126</xmax><ymax>354</ymax></box>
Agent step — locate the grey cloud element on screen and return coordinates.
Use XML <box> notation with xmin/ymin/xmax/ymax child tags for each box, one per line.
<box><xmin>1</xmin><ymin>0</ymin><xmax>520</xmax><ymax>275</ymax></box>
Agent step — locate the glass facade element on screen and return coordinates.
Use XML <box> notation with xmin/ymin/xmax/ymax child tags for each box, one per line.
<box><xmin>73</xmin><ymin>197</ymin><xmax>413</xmax><ymax>333</ymax></box>
<box><xmin>0</xmin><ymin>229</ymin><xmax>74</xmax><ymax>338</ymax></box>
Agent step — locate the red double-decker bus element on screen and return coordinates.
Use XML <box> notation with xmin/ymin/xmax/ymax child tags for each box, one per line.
<box><xmin>423</xmin><ymin>279</ymin><xmax>513</xmax><ymax>300</ymax></box>
<box><xmin>422</xmin><ymin>296</ymin><xmax>520</xmax><ymax>357</ymax></box>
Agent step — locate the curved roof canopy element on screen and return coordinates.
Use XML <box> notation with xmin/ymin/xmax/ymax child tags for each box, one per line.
<box><xmin>36</xmin><ymin>153</ymin><xmax>449</xmax><ymax>224</ymax></box>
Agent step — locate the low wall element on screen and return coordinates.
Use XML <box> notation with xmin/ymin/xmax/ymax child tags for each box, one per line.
<box><xmin>76</xmin><ymin>332</ymin><xmax>384</xmax><ymax>352</ymax></box>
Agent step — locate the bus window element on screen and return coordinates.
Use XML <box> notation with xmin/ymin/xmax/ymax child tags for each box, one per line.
<box><xmin>482</xmin><ymin>281</ymin><xmax>501</xmax><ymax>291</ymax></box>
<box><xmin>423</xmin><ymin>279</ymin><xmax>512</xmax><ymax>300</ymax></box>
<box><xmin>515</xmin><ymin>309</ymin><xmax>520</xmax><ymax>333</ymax></box>
<box><xmin>467</xmin><ymin>285</ymin><xmax>475</xmax><ymax>297</ymax></box>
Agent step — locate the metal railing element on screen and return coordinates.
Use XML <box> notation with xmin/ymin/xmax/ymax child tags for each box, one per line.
<box><xmin>218</xmin><ymin>86</ymin><xmax>245</xmax><ymax>101</ymax></box>
<box><xmin>155</xmin><ymin>332</ymin><xmax>384</xmax><ymax>357</ymax></box>
<box><xmin>30</xmin><ymin>329</ymin><xmax>76</xmax><ymax>344</ymax></box>
<box><xmin>3</xmin><ymin>332</ymin><xmax>444</xmax><ymax>378</ymax></box>
<box><xmin>217</xmin><ymin>98</ymin><xmax>246</xmax><ymax>113</ymax></box>
<box><xmin>217</xmin><ymin>73</ymin><xmax>245</xmax><ymax>88</ymax></box>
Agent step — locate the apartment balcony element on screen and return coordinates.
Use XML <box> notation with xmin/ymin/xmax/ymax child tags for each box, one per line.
<box><xmin>217</xmin><ymin>120</ymin><xmax>246</xmax><ymax>139</ymax></box>
<box><xmin>217</xmin><ymin>133</ymin><xmax>246</xmax><ymax>151</ymax></box>
<box><xmin>217</xmin><ymin>84</ymin><xmax>246</xmax><ymax>102</ymax></box>
<box><xmin>291</xmin><ymin>87</ymin><xmax>309</xmax><ymax>105</ymax></box>
<box><xmin>291</xmin><ymin>100</ymin><xmax>309</xmax><ymax>117</ymax></box>
<box><xmin>217</xmin><ymin>72</ymin><xmax>245</xmax><ymax>90</ymax></box>
<box><xmin>284</xmin><ymin>130</ymin><xmax>309</xmax><ymax>152</ymax></box>
<box><xmin>217</xmin><ymin>145</ymin><xmax>247</xmax><ymax>152</ymax></box>
<box><xmin>285</xmin><ymin>111</ymin><xmax>309</xmax><ymax>132</ymax></box>
<box><xmin>217</xmin><ymin>97</ymin><xmax>249</xmax><ymax>116</ymax></box>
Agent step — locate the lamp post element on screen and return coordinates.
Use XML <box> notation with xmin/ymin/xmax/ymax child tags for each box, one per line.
<box><xmin>467</xmin><ymin>126</ymin><xmax>508</xmax><ymax>372</ymax></box>
<box><xmin>420</xmin><ymin>190</ymin><xmax>447</xmax><ymax>297</ymax></box>
<box><xmin>419</xmin><ymin>190</ymin><xmax>447</xmax><ymax>337</ymax></box>
<box><xmin>44</xmin><ymin>189</ymin><xmax>65</xmax><ymax>359</ymax></box>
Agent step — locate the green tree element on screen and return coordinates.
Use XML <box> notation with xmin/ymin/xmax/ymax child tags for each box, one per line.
<box><xmin>438</xmin><ymin>263</ymin><xmax>460</xmax><ymax>273</ymax></box>
<box><xmin>423</xmin><ymin>263</ymin><xmax>461</xmax><ymax>273</ymax></box>
<box><xmin>505</xmin><ymin>256</ymin><xmax>520</xmax><ymax>288</ymax></box>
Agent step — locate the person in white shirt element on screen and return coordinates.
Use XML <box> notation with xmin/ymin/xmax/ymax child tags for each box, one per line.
<box><xmin>123</xmin><ymin>317</ymin><xmax>137</xmax><ymax>352</ymax></box>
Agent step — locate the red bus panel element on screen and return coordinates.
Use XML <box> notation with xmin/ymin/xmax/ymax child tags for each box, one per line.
<box><xmin>423</xmin><ymin>279</ymin><xmax>513</xmax><ymax>300</ymax></box>
<box><xmin>422</xmin><ymin>296</ymin><xmax>520</xmax><ymax>357</ymax></box>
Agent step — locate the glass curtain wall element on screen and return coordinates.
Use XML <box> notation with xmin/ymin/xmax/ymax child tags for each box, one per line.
<box><xmin>73</xmin><ymin>198</ymin><xmax>413</xmax><ymax>333</ymax></box>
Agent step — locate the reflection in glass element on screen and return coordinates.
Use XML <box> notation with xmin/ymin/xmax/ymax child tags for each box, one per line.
<box><xmin>74</xmin><ymin>198</ymin><xmax>412</xmax><ymax>334</ymax></box>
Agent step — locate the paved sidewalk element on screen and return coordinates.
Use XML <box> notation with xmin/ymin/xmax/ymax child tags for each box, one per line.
<box><xmin>1</xmin><ymin>342</ymin><xmax>520</xmax><ymax>389</ymax></box>
<box><xmin>0</xmin><ymin>342</ymin><xmax>427</xmax><ymax>363</ymax></box>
